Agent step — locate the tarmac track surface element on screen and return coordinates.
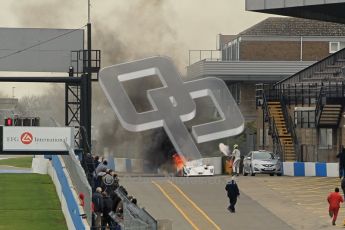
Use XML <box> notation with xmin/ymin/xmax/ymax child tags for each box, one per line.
<box><xmin>120</xmin><ymin>175</ymin><xmax>295</xmax><ymax>230</ymax></box>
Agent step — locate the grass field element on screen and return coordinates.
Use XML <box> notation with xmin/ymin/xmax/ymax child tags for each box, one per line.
<box><xmin>0</xmin><ymin>157</ymin><xmax>33</xmax><ymax>168</ymax></box>
<box><xmin>0</xmin><ymin>174</ymin><xmax>67</xmax><ymax>230</ymax></box>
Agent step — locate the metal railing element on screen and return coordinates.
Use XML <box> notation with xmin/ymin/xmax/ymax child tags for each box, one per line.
<box><xmin>260</xmin><ymin>86</ymin><xmax>302</xmax><ymax>161</ymax></box>
<box><xmin>112</xmin><ymin>188</ymin><xmax>158</xmax><ymax>230</ymax></box>
<box><xmin>280</xmin><ymin>95</ymin><xmax>301</xmax><ymax>161</ymax></box>
<box><xmin>278</xmin><ymin>83</ymin><xmax>321</xmax><ymax>106</ymax></box>
<box><xmin>275</xmin><ymin>47</ymin><xmax>345</xmax><ymax>88</ymax></box>
<box><xmin>315</xmin><ymin>82</ymin><xmax>345</xmax><ymax>126</ymax></box>
<box><xmin>262</xmin><ymin>91</ymin><xmax>284</xmax><ymax>161</ymax></box>
<box><xmin>188</xmin><ymin>49</ymin><xmax>221</xmax><ymax>65</ymax></box>
<box><xmin>71</xmin><ymin>49</ymin><xmax>101</xmax><ymax>79</ymax></box>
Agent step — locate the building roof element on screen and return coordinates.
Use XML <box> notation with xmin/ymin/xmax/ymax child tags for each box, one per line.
<box><xmin>240</xmin><ymin>17</ymin><xmax>345</xmax><ymax>37</ymax></box>
<box><xmin>245</xmin><ymin>0</ymin><xmax>345</xmax><ymax>24</ymax></box>
<box><xmin>219</xmin><ymin>35</ymin><xmax>237</xmax><ymax>47</ymax></box>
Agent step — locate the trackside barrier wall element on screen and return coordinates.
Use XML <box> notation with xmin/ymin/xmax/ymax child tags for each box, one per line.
<box><xmin>61</xmin><ymin>148</ymin><xmax>92</xmax><ymax>225</ymax></box>
<box><xmin>283</xmin><ymin>162</ymin><xmax>338</xmax><ymax>177</ymax></box>
<box><xmin>49</xmin><ymin>155</ymin><xmax>88</xmax><ymax>230</ymax></box>
<box><xmin>32</xmin><ymin>156</ymin><xmax>49</xmax><ymax>174</ymax></box>
<box><xmin>111</xmin><ymin>157</ymin><xmax>222</xmax><ymax>174</ymax></box>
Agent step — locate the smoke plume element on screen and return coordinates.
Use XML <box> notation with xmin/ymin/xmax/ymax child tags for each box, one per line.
<box><xmin>11</xmin><ymin>0</ymin><xmax>222</xmax><ymax>168</ymax></box>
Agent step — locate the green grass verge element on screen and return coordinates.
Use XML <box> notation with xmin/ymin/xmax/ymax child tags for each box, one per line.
<box><xmin>0</xmin><ymin>174</ymin><xmax>67</xmax><ymax>230</ymax></box>
<box><xmin>0</xmin><ymin>157</ymin><xmax>33</xmax><ymax>168</ymax></box>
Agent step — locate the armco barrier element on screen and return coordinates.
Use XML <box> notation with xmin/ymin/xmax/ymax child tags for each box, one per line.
<box><xmin>110</xmin><ymin>157</ymin><xmax>222</xmax><ymax>174</ymax></box>
<box><xmin>50</xmin><ymin>155</ymin><xmax>86</xmax><ymax>230</ymax></box>
<box><xmin>283</xmin><ymin>162</ymin><xmax>339</xmax><ymax>177</ymax></box>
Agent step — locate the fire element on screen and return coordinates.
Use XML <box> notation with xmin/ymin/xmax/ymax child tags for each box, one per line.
<box><xmin>172</xmin><ymin>153</ymin><xmax>186</xmax><ymax>171</ymax></box>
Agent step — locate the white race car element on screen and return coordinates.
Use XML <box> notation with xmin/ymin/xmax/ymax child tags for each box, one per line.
<box><xmin>182</xmin><ymin>164</ymin><xmax>214</xmax><ymax>176</ymax></box>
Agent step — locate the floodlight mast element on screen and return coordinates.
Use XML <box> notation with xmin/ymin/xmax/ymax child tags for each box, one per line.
<box><xmin>80</xmin><ymin>0</ymin><xmax>93</xmax><ymax>153</ymax></box>
<box><xmin>88</xmin><ymin>0</ymin><xmax>91</xmax><ymax>24</ymax></box>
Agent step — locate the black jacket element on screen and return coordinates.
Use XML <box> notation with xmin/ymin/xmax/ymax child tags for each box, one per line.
<box><xmin>92</xmin><ymin>192</ymin><xmax>104</xmax><ymax>213</ymax></box>
<box><xmin>225</xmin><ymin>180</ymin><xmax>240</xmax><ymax>198</ymax></box>
<box><xmin>337</xmin><ymin>150</ymin><xmax>345</xmax><ymax>168</ymax></box>
<box><xmin>341</xmin><ymin>177</ymin><xmax>345</xmax><ymax>191</ymax></box>
<box><xmin>85</xmin><ymin>154</ymin><xmax>95</xmax><ymax>174</ymax></box>
<box><xmin>103</xmin><ymin>195</ymin><xmax>113</xmax><ymax>216</ymax></box>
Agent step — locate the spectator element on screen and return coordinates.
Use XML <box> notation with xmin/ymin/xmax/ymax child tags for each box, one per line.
<box><xmin>341</xmin><ymin>177</ymin><xmax>345</xmax><ymax>199</ymax></box>
<box><xmin>95</xmin><ymin>171</ymin><xmax>106</xmax><ymax>192</ymax></box>
<box><xmin>111</xmin><ymin>193</ymin><xmax>121</xmax><ymax>214</ymax></box>
<box><xmin>112</xmin><ymin>186</ymin><xmax>127</xmax><ymax>214</ymax></box>
<box><xmin>96</xmin><ymin>160</ymin><xmax>108</xmax><ymax>175</ymax></box>
<box><xmin>337</xmin><ymin>147</ymin><xmax>345</xmax><ymax>178</ymax></box>
<box><xmin>85</xmin><ymin>153</ymin><xmax>96</xmax><ymax>174</ymax></box>
<box><xmin>92</xmin><ymin>187</ymin><xmax>104</xmax><ymax>229</ymax></box>
<box><xmin>115</xmin><ymin>200</ymin><xmax>124</xmax><ymax>218</ymax></box>
<box><xmin>102</xmin><ymin>173</ymin><xmax>115</xmax><ymax>195</ymax></box>
<box><xmin>94</xmin><ymin>156</ymin><xmax>100</xmax><ymax>169</ymax></box>
<box><xmin>102</xmin><ymin>192</ymin><xmax>116</xmax><ymax>230</ymax></box>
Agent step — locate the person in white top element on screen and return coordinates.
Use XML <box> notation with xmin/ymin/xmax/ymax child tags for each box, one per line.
<box><xmin>232</xmin><ymin>144</ymin><xmax>241</xmax><ymax>176</ymax></box>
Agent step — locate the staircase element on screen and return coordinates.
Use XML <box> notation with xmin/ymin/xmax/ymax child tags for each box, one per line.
<box><xmin>318</xmin><ymin>104</ymin><xmax>342</xmax><ymax>126</ymax></box>
<box><xmin>267</xmin><ymin>101</ymin><xmax>296</xmax><ymax>161</ymax></box>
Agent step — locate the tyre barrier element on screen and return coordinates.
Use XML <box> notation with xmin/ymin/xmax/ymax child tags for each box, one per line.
<box><xmin>283</xmin><ymin>162</ymin><xmax>339</xmax><ymax>177</ymax></box>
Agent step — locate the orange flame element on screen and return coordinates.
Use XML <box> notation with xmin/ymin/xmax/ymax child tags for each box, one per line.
<box><xmin>172</xmin><ymin>153</ymin><xmax>186</xmax><ymax>170</ymax></box>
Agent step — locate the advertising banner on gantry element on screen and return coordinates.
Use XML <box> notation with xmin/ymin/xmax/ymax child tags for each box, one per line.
<box><xmin>1</xmin><ymin>127</ymin><xmax>74</xmax><ymax>152</ymax></box>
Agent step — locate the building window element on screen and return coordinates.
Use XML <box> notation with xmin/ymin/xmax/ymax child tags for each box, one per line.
<box><xmin>319</xmin><ymin>128</ymin><xmax>332</xmax><ymax>149</ymax></box>
<box><xmin>329</xmin><ymin>42</ymin><xmax>345</xmax><ymax>53</ymax></box>
<box><xmin>294</xmin><ymin>110</ymin><xmax>315</xmax><ymax>128</ymax></box>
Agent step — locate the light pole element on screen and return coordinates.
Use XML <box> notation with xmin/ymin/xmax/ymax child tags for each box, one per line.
<box><xmin>88</xmin><ymin>0</ymin><xmax>91</xmax><ymax>23</ymax></box>
<box><xmin>12</xmin><ymin>87</ymin><xmax>15</xmax><ymax>98</ymax></box>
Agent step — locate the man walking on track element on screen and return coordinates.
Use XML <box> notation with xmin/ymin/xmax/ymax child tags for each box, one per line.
<box><xmin>225</xmin><ymin>176</ymin><xmax>240</xmax><ymax>213</ymax></box>
<box><xmin>327</xmin><ymin>187</ymin><xmax>344</xmax><ymax>226</ymax></box>
<box><xmin>232</xmin><ymin>144</ymin><xmax>241</xmax><ymax>176</ymax></box>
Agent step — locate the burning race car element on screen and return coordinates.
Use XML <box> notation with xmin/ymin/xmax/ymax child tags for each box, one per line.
<box><xmin>173</xmin><ymin>154</ymin><xmax>214</xmax><ymax>177</ymax></box>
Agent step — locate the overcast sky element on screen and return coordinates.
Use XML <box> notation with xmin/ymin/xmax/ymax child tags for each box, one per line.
<box><xmin>0</xmin><ymin>0</ymin><xmax>271</xmax><ymax>98</ymax></box>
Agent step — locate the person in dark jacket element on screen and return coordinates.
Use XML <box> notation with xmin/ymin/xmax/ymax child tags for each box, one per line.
<box><xmin>85</xmin><ymin>153</ymin><xmax>96</xmax><ymax>174</ymax></box>
<box><xmin>341</xmin><ymin>177</ymin><xmax>345</xmax><ymax>199</ymax></box>
<box><xmin>102</xmin><ymin>192</ymin><xmax>116</xmax><ymax>230</ymax></box>
<box><xmin>92</xmin><ymin>187</ymin><xmax>104</xmax><ymax>229</ymax></box>
<box><xmin>94</xmin><ymin>156</ymin><xmax>100</xmax><ymax>169</ymax></box>
<box><xmin>337</xmin><ymin>146</ymin><xmax>345</xmax><ymax>178</ymax></box>
<box><xmin>96</xmin><ymin>160</ymin><xmax>108</xmax><ymax>175</ymax></box>
<box><xmin>225</xmin><ymin>176</ymin><xmax>240</xmax><ymax>213</ymax></box>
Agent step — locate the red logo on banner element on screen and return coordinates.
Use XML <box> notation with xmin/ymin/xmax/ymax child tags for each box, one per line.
<box><xmin>21</xmin><ymin>132</ymin><xmax>33</xmax><ymax>145</ymax></box>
